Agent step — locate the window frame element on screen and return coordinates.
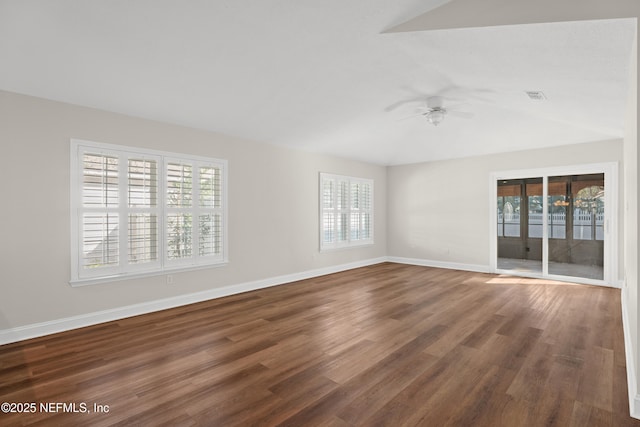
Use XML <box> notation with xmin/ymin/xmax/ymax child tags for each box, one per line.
<box><xmin>70</xmin><ymin>139</ymin><xmax>228</xmax><ymax>285</ymax></box>
<box><xmin>319</xmin><ymin>173</ymin><xmax>374</xmax><ymax>251</ymax></box>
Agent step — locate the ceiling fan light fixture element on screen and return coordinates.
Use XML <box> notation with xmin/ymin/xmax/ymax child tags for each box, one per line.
<box><xmin>426</xmin><ymin>108</ymin><xmax>446</xmax><ymax>126</ymax></box>
<box><xmin>525</xmin><ymin>91</ymin><xmax>546</xmax><ymax>101</ymax></box>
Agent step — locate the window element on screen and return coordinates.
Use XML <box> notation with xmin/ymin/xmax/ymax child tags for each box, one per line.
<box><xmin>526</xmin><ymin>181</ymin><xmax>543</xmax><ymax>238</ymax></box>
<box><xmin>71</xmin><ymin>140</ymin><xmax>227</xmax><ymax>283</ymax></box>
<box><xmin>497</xmin><ymin>183</ymin><xmax>521</xmax><ymax>238</ymax></box>
<box><xmin>320</xmin><ymin>173</ymin><xmax>373</xmax><ymax>250</ymax></box>
<box><xmin>573</xmin><ymin>180</ymin><xmax>605</xmax><ymax>241</ymax></box>
<box><xmin>548</xmin><ymin>179</ymin><xmax>568</xmax><ymax>239</ymax></box>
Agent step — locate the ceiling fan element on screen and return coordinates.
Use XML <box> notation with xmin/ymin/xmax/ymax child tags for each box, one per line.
<box><xmin>417</xmin><ymin>96</ymin><xmax>473</xmax><ymax>126</ymax></box>
<box><xmin>385</xmin><ymin>91</ymin><xmax>473</xmax><ymax>126</ymax></box>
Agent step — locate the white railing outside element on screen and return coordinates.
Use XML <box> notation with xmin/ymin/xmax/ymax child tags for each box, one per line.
<box><xmin>497</xmin><ymin>210</ymin><xmax>604</xmax><ymax>240</ymax></box>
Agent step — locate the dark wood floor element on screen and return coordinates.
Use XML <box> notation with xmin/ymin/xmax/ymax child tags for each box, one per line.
<box><xmin>1</xmin><ymin>263</ymin><xmax>639</xmax><ymax>426</ymax></box>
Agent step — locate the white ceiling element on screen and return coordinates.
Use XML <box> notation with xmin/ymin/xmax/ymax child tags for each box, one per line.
<box><xmin>0</xmin><ymin>1</ymin><xmax>636</xmax><ymax>165</ymax></box>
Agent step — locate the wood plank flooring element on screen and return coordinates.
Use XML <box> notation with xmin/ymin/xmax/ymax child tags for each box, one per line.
<box><xmin>1</xmin><ymin>262</ymin><xmax>639</xmax><ymax>426</ymax></box>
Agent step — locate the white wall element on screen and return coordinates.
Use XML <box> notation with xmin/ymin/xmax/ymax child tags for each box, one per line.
<box><xmin>0</xmin><ymin>90</ymin><xmax>386</xmax><ymax>332</ymax></box>
<box><xmin>387</xmin><ymin>140</ymin><xmax>625</xmax><ymax>273</ymax></box>
<box><xmin>626</xmin><ymin>28</ymin><xmax>640</xmax><ymax>410</ymax></box>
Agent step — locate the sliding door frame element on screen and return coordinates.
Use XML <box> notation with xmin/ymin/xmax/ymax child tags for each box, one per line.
<box><xmin>489</xmin><ymin>162</ymin><xmax>619</xmax><ymax>287</ymax></box>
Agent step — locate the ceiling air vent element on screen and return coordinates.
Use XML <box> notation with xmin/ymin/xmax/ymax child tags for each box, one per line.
<box><xmin>525</xmin><ymin>91</ymin><xmax>546</xmax><ymax>101</ymax></box>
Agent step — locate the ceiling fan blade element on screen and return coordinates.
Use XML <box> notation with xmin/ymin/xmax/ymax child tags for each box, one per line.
<box><xmin>384</xmin><ymin>96</ymin><xmax>427</xmax><ymax>112</ymax></box>
<box><xmin>437</xmin><ymin>85</ymin><xmax>495</xmax><ymax>100</ymax></box>
<box><xmin>445</xmin><ymin>101</ymin><xmax>470</xmax><ymax>110</ymax></box>
<box><xmin>448</xmin><ymin>110</ymin><xmax>474</xmax><ymax>119</ymax></box>
<box><xmin>397</xmin><ymin>112</ymin><xmax>427</xmax><ymax>121</ymax></box>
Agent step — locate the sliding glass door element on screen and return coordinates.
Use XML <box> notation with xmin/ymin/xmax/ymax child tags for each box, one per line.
<box><xmin>547</xmin><ymin>174</ymin><xmax>604</xmax><ymax>280</ymax></box>
<box><xmin>492</xmin><ymin>164</ymin><xmax>615</xmax><ymax>285</ymax></box>
<box><xmin>497</xmin><ymin>178</ymin><xmax>543</xmax><ymax>274</ymax></box>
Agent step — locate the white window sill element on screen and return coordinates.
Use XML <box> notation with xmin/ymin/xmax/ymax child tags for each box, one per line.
<box><xmin>69</xmin><ymin>261</ymin><xmax>229</xmax><ymax>287</ymax></box>
<box><xmin>320</xmin><ymin>241</ymin><xmax>374</xmax><ymax>253</ymax></box>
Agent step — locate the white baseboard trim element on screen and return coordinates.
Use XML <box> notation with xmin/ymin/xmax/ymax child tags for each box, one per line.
<box><xmin>0</xmin><ymin>257</ymin><xmax>387</xmax><ymax>346</ymax></box>
<box><xmin>386</xmin><ymin>256</ymin><xmax>492</xmax><ymax>274</ymax></box>
<box><xmin>621</xmin><ymin>285</ymin><xmax>640</xmax><ymax>419</ymax></box>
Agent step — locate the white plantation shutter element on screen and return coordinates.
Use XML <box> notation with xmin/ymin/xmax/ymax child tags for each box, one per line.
<box><xmin>352</xmin><ymin>181</ymin><xmax>372</xmax><ymax>240</ymax></box>
<box><xmin>337</xmin><ymin>180</ymin><xmax>349</xmax><ymax>242</ymax></box>
<box><xmin>71</xmin><ymin>140</ymin><xmax>227</xmax><ymax>283</ymax></box>
<box><xmin>165</xmin><ymin>160</ymin><xmax>225</xmax><ymax>266</ymax></box>
<box><xmin>82</xmin><ymin>154</ymin><xmax>119</xmax><ymax>207</ymax></box>
<box><xmin>198</xmin><ymin>165</ymin><xmax>223</xmax><ymax>257</ymax></box>
<box><xmin>320</xmin><ymin>173</ymin><xmax>373</xmax><ymax>250</ymax></box>
<box><xmin>167</xmin><ymin>162</ymin><xmax>193</xmax><ymax>208</ymax></box>
<box><xmin>127</xmin><ymin>157</ymin><xmax>159</xmax><ymax>267</ymax></box>
<box><xmin>321</xmin><ymin>179</ymin><xmax>336</xmax><ymax>245</ymax></box>
<box><xmin>361</xmin><ymin>182</ymin><xmax>372</xmax><ymax>239</ymax></box>
<box><xmin>80</xmin><ymin>153</ymin><xmax>120</xmax><ymax>275</ymax></box>
<box><xmin>82</xmin><ymin>213</ymin><xmax>119</xmax><ymax>269</ymax></box>
<box><xmin>166</xmin><ymin>160</ymin><xmax>194</xmax><ymax>261</ymax></box>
